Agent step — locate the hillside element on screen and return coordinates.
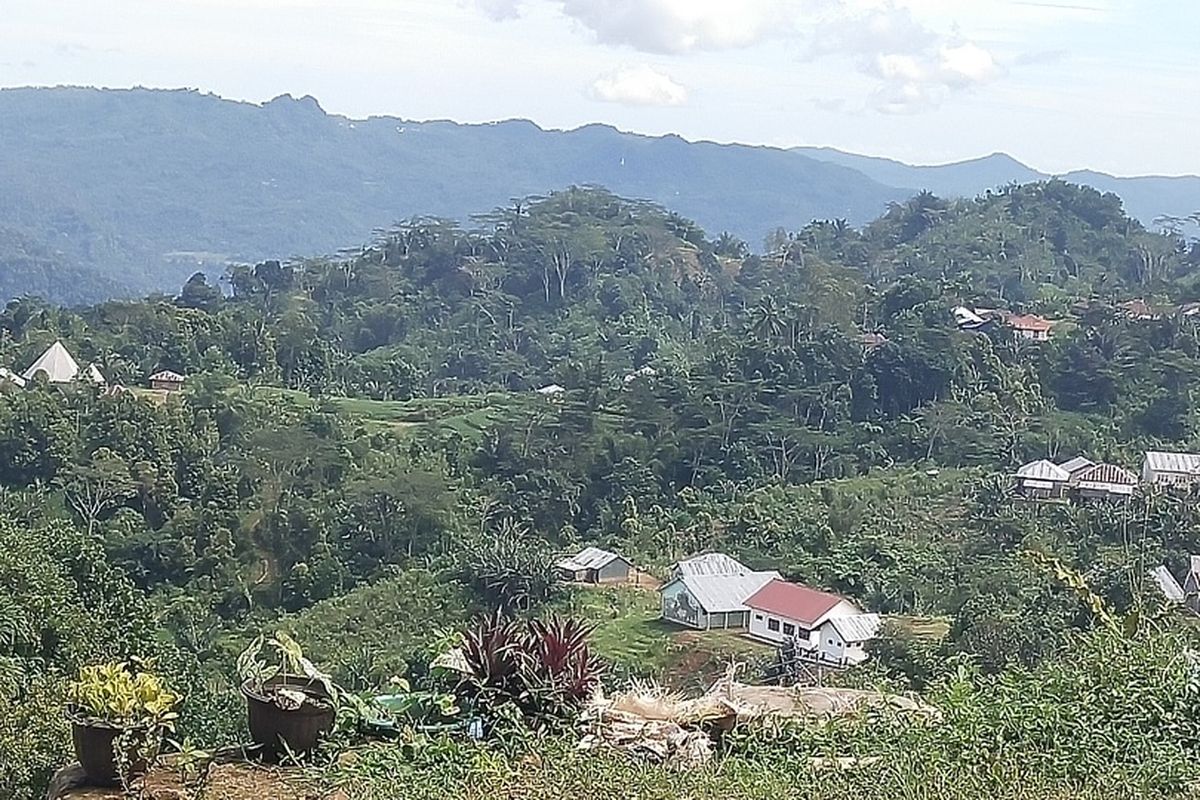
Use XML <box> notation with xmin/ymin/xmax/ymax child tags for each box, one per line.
<box><xmin>2</xmin><ymin>86</ymin><xmax>1198</xmax><ymax>305</ymax></box>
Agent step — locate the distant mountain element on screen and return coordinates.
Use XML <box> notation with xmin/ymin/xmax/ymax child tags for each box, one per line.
<box><xmin>0</xmin><ymin>86</ymin><xmax>1196</xmax><ymax>305</ymax></box>
<box><xmin>794</xmin><ymin>148</ymin><xmax>1200</xmax><ymax>231</ymax></box>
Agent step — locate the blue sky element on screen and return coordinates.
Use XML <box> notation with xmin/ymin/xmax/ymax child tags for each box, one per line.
<box><xmin>2</xmin><ymin>0</ymin><xmax>1196</xmax><ymax>175</ymax></box>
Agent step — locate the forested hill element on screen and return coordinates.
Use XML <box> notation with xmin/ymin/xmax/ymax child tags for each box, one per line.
<box><xmin>3</xmin><ymin>86</ymin><xmax>1198</xmax><ymax>305</ymax></box>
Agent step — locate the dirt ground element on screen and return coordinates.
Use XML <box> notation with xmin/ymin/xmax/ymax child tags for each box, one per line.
<box><xmin>51</xmin><ymin>761</ymin><xmax>330</xmax><ymax>800</ymax></box>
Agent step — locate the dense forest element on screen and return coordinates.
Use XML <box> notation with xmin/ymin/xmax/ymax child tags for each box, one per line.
<box><xmin>6</xmin><ymin>182</ymin><xmax>1200</xmax><ymax>798</ymax></box>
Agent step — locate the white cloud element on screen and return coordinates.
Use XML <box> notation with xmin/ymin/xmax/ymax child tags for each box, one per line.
<box><xmin>806</xmin><ymin>2</ymin><xmax>1003</xmax><ymax>113</ymax></box>
<box><xmin>560</xmin><ymin>0</ymin><xmax>790</xmax><ymax>54</ymax></box>
<box><xmin>469</xmin><ymin>0</ymin><xmax>524</xmax><ymax>21</ymax></box>
<box><xmin>590</xmin><ymin>64</ymin><xmax>688</xmax><ymax>106</ymax></box>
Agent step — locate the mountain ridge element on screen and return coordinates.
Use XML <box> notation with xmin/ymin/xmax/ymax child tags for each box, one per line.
<box><xmin>0</xmin><ymin>85</ymin><xmax>1197</xmax><ymax>304</ymax></box>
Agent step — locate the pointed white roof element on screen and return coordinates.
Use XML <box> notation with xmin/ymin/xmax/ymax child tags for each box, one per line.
<box><xmin>150</xmin><ymin>369</ymin><xmax>186</xmax><ymax>383</ymax></box>
<box><xmin>23</xmin><ymin>341</ymin><xmax>81</xmax><ymax>383</ymax></box>
<box><xmin>1016</xmin><ymin>459</ymin><xmax>1069</xmax><ymax>482</ymax></box>
<box><xmin>85</xmin><ymin>364</ymin><xmax>106</xmax><ymax>385</ymax></box>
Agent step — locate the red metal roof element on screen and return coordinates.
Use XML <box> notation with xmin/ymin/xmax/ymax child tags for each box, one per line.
<box><xmin>1007</xmin><ymin>314</ymin><xmax>1053</xmax><ymax>332</ymax></box>
<box><xmin>744</xmin><ymin>579</ymin><xmax>844</xmax><ymax>625</ymax></box>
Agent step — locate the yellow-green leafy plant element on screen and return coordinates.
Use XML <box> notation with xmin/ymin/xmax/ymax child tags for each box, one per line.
<box><xmin>68</xmin><ymin>661</ymin><xmax>180</xmax><ymax>731</ymax></box>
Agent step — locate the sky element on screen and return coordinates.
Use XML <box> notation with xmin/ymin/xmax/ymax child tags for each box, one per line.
<box><xmin>2</xmin><ymin>0</ymin><xmax>1197</xmax><ymax>176</ymax></box>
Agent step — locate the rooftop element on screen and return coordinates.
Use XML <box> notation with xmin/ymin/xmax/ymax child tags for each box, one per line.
<box><xmin>673</xmin><ymin>571</ymin><xmax>781</xmax><ymax>614</ymax></box>
<box><xmin>744</xmin><ymin>579</ymin><xmax>846</xmax><ymax>626</ymax></box>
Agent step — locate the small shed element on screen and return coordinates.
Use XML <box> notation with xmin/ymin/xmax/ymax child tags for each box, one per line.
<box><xmin>535</xmin><ymin>384</ymin><xmax>566</xmax><ymax>397</ymax></box>
<box><xmin>556</xmin><ymin>547</ymin><xmax>633</xmax><ymax>584</ymax></box>
<box><xmin>149</xmin><ymin>370</ymin><xmax>186</xmax><ymax>392</ymax></box>
<box><xmin>1015</xmin><ymin>459</ymin><xmax>1070</xmax><ymax>500</ymax></box>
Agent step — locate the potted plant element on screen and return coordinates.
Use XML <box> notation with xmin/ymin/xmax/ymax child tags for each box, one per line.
<box><xmin>238</xmin><ymin>631</ymin><xmax>338</xmax><ymax>759</ymax></box>
<box><xmin>66</xmin><ymin>662</ymin><xmax>180</xmax><ymax>787</ymax></box>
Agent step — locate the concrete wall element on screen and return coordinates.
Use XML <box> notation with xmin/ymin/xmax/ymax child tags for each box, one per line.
<box><xmin>661</xmin><ymin>579</ymin><xmax>706</xmax><ymax>630</ymax></box>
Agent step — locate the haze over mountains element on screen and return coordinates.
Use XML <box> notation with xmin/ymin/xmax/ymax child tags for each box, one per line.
<box><xmin>1</xmin><ymin>86</ymin><xmax>1197</xmax><ymax>305</ymax></box>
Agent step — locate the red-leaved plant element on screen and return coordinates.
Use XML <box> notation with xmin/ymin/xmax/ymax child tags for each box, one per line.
<box><xmin>459</xmin><ymin>613</ymin><xmax>602</xmax><ymax>727</ymax></box>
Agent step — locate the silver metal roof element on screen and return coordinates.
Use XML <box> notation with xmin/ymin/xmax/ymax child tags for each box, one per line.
<box><xmin>556</xmin><ymin>546</ymin><xmax>626</xmax><ymax>572</ymax></box>
<box><xmin>829</xmin><ymin>614</ymin><xmax>882</xmax><ymax>642</ymax></box>
<box><xmin>1016</xmin><ymin>460</ymin><xmax>1069</xmax><ymax>481</ymax></box>
<box><xmin>1149</xmin><ymin>567</ymin><xmax>1185</xmax><ymax>603</ymax></box>
<box><xmin>673</xmin><ymin>552</ymin><xmax>751</xmax><ymax>577</ymax></box>
<box><xmin>1144</xmin><ymin>451</ymin><xmax>1200</xmax><ymax>475</ymax></box>
<box><xmin>1057</xmin><ymin>456</ymin><xmax>1094</xmax><ymax>476</ymax></box>
<box><xmin>674</xmin><ymin>571</ymin><xmax>780</xmax><ymax>613</ymax></box>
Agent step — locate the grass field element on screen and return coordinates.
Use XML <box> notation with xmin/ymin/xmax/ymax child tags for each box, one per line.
<box><xmin>555</xmin><ymin>584</ymin><xmax>771</xmax><ymax>691</ymax></box>
<box><xmin>254</xmin><ymin>387</ymin><xmax>538</xmax><ymax>438</ymax></box>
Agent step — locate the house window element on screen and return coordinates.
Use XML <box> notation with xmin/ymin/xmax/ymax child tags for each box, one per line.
<box><xmin>782</xmin><ymin>623</ymin><xmax>796</xmax><ymax>636</ymax></box>
<box><xmin>767</xmin><ymin>618</ymin><xmax>780</xmax><ymax>632</ymax></box>
<box><xmin>755</xmin><ymin>614</ymin><xmax>763</xmax><ymax>620</ymax></box>
<box><xmin>828</xmin><ymin>639</ymin><xmax>835</xmax><ymax>645</ymax></box>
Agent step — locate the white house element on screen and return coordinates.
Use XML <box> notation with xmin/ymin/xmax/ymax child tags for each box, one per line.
<box><xmin>1142</xmin><ymin>451</ymin><xmax>1200</xmax><ymax>488</ymax></box>
<box><xmin>535</xmin><ymin>384</ymin><xmax>566</xmax><ymax>397</ymax></box>
<box><xmin>556</xmin><ymin>546</ymin><xmax>633</xmax><ymax>584</ymax></box>
<box><xmin>1015</xmin><ymin>459</ymin><xmax>1070</xmax><ymax>500</ymax></box>
<box><xmin>660</xmin><ymin>570</ymin><xmax>780</xmax><ymax>631</ymax></box>
<box><xmin>743</xmin><ymin>579</ymin><xmax>880</xmax><ymax>666</ymax></box>
<box><xmin>149</xmin><ymin>369</ymin><xmax>186</xmax><ymax>392</ymax></box>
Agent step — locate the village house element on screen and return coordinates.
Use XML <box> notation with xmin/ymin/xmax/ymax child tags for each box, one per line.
<box><xmin>535</xmin><ymin>383</ymin><xmax>566</xmax><ymax>397</ymax></box>
<box><xmin>660</xmin><ymin>553</ymin><xmax>780</xmax><ymax>631</ymax></box>
<box><xmin>743</xmin><ymin>579</ymin><xmax>880</xmax><ymax>666</ymax></box>
<box><xmin>149</xmin><ymin>369</ymin><xmax>186</xmax><ymax>392</ymax></box>
<box><xmin>22</xmin><ymin>341</ymin><xmax>105</xmax><ymax>385</ymax></box>
<box><xmin>1119</xmin><ymin>299</ymin><xmax>1160</xmax><ymax>321</ymax></box>
<box><xmin>1015</xmin><ymin>459</ymin><xmax>1070</xmax><ymax>500</ymax></box>
<box><xmin>1142</xmin><ymin>451</ymin><xmax>1200</xmax><ymax>489</ymax></box>
<box><xmin>1006</xmin><ymin>313</ymin><xmax>1053</xmax><ymax>341</ymax></box>
<box><xmin>1058</xmin><ymin>456</ymin><xmax>1095</xmax><ymax>482</ymax></box>
<box><xmin>556</xmin><ymin>547</ymin><xmax>633</xmax><ymax>585</ymax></box>
<box><xmin>0</xmin><ymin>367</ymin><xmax>27</xmax><ymax>390</ymax></box>
<box><xmin>1184</xmin><ymin>556</ymin><xmax>1200</xmax><ymax>615</ymax></box>
<box><xmin>1071</xmin><ymin>462</ymin><xmax>1138</xmax><ymax>501</ymax></box>
<box><xmin>859</xmin><ymin>332</ymin><xmax>888</xmax><ymax>351</ymax></box>
<box><xmin>1149</xmin><ymin>565</ymin><xmax>1186</xmax><ymax>605</ymax></box>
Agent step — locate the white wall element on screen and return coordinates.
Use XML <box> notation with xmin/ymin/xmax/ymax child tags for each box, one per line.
<box><xmin>748</xmin><ymin>600</ymin><xmax>868</xmax><ymax>665</ymax></box>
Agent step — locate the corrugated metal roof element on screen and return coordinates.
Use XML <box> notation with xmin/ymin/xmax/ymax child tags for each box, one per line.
<box><xmin>1016</xmin><ymin>460</ymin><xmax>1069</xmax><ymax>481</ymax></box>
<box><xmin>1149</xmin><ymin>567</ymin><xmax>1186</xmax><ymax>603</ymax></box>
<box><xmin>556</xmin><ymin>546</ymin><xmax>626</xmax><ymax>572</ymax></box>
<box><xmin>150</xmin><ymin>369</ymin><xmax>186</xmax><ymax>382</ymax></box>
<box><xmin>673</xmin><ymin>553</ymin><xmax>751</xmax><ymax>577</ymax></box>
<box><xmin>744</xmin><ymin>579</ymin><xmax>844</xmax><ymax>625</ymax></box>
<box><xmin>675</xmin><ymin>571</ymin><xmax>780</xmax><ymax>613</ymax></box>
<box><xmin>1073</xmin><ymin>463</ymin><xmax>1138</xmax><ymax>487</ymax></box>
<box><xmin>1144</xmin><ymin>451</ymin><xmax>1200</xmax><ymax>475</ymax></box>
<box><xmin>1058</xmin><ymin>456</ymin><xmax>1094</xmax><ymax>476</ymax></box>
<box><xmin>830</xmin><ymin>614</ymin><xmax>882</xmax><ymax>642</ymax></box>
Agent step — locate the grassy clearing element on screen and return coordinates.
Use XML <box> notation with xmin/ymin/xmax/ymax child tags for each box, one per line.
<box><xmin>554</xmin><ymin>584</ymin><xmax>770</xmax><ymax>691</ymax></box>
<box><xmin>253</xmin><ymin>387</ymin><xmax>536</xmax><ymax>438</ymax></box>
<box><xmin>891</xmin><ymin>615</ymin><xmax>953</xmax><ymax>640</ymax></box>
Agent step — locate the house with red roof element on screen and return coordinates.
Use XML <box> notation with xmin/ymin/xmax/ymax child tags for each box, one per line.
<box><xmin>744</xmin><ymin>579</ymin><xmax>881</xmax><ymax>666</ymax></box>
<box><xmin>1006</xmin><ymin>313</ymin><xmax>1053</xmax><ymax>341</ymax></box>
